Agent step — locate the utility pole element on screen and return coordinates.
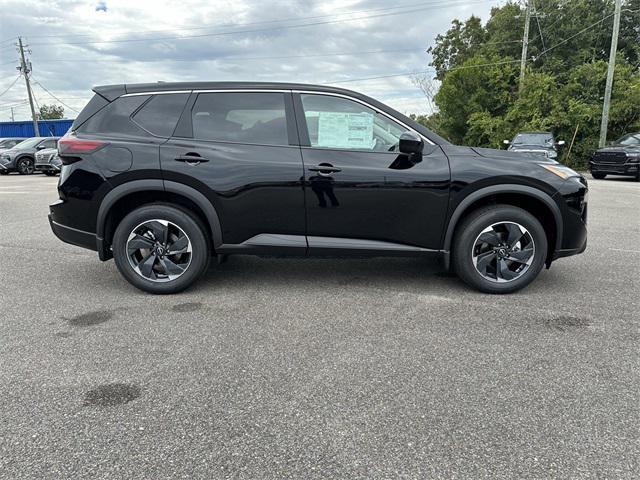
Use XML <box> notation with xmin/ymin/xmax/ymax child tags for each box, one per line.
<box><xmin>17</xmin><ymin>37</ymin><xmax>39</xmax><ymax>137</ymax></box>
<box><xmin>599</xmin><ymin>0</ymin><xmax>622</xmax><ymax>148</ymax></box>
<box><xmin>519</xmin><ymin>0</ymin><xmax>532</xmax><ymax>92</ymax></box>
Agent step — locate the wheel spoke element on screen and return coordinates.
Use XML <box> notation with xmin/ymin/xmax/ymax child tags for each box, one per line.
<box><xmin>496</xmin><ymin>258</ymin><xmax>518</xmax><ymax>281</ymax></box>
<box><xmin>475</xmin><ymin>250</ymin><xmax>496</xmax><ymax>274</ymax></box>
<box><xmin>137</xmin><ymin>253</ymin><xmax>157</xmax><ymax>279</ymax></box>
<box><xmin>478</xmin><ymin>229</ymin><xmax>501</xmax><ymax>247</ymax></box>
<box><xmin>167</xmin><ymin>235</ymin><xmax>189</xmax><ymax>254</ymax></box>
<box><xmin>127</xmin><ymin>234</ymin><xmax>155</xmax><ymax>253</ymax></box>
<box><xmin>505</xmin><ymin>223</ymin><xmax>525</xmax><ymax>248</ymax></box>
<box><xmin>506</xmin><ymin>248</ymin><xmax>534</xmax><ymax>264</ymax></box>
<box><xmin>159</xmin><ymin>257</ymin><xmax>185</xmax><ymax>277</ymax></box>
<box><xmin>146</xmin><ymin>220</ymin><xmax>169</xmax><ymax>243</ymax></box>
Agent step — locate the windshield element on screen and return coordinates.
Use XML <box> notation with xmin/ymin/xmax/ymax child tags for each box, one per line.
<box><xmin>615</xmin><ymin>133</ymin><xmax>640</xmax><ymax>146</ymax></box>
<box><xmin>512</xmin><ymin>133</ymin><xmax>554</xmax><ymax>146</ymax></box>
<box><xmin>12</xmin><ymin>137</ymin><xmax>42</xmax><ymax>149</ymax></box>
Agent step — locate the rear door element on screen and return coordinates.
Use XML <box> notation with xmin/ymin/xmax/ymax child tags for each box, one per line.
<box><xmin>160</xmin><ymin>90</ymin><xmax>306</xmax><ymax>251</ymax></box>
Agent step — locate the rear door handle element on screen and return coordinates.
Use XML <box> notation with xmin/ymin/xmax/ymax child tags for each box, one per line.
<box><xmin>174</xmin><ymin>153</ymin><xmax>209</xmax><ymax>165</ymax></box>
<box><xmin>308</xmin><ymin>165</ymin><xmax>342</xmax><ymax>174</ymax></box>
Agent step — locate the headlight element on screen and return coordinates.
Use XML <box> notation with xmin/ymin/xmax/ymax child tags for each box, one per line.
<box><xmin>0</xmin><ymin>154</ymin><xmax>10</xmax><ymax>163</ymax></box>
<box><xmin>547</xmin><ymin>150</ymin><xmax>558</xmax><ymax>159</ymax></box>
<box><xmin>540</xmin><ymin>164</ymin><xmax>579</xmax><ymax>180</ymax></box>
<box><xmin>627</xmin><ymin>153</ymin><xmax>640</xmax><ymax>163</ymax></box>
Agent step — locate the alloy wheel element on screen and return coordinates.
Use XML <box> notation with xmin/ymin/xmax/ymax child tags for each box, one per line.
<box><xmin>126</xmin><ymin>219</ymin><xmax>192</xmax><ymax>282</ymax></box>
<box><xmin>18</xmin><ymin>159</ymin><xmax>34</xmax><ymax>175</ymax></box>
<box><xmin>471</xmin><ymin>222</ymin><xmax>535</xmax><ymax>283</ymax></box>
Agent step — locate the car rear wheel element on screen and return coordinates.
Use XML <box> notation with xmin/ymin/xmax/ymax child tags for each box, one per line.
<box><xmin>17</xmin><ymin>158</ymin><xmax>35</xmax><ymax>175</ymax></box>
<box><xmin>453</xmin><ymin>205</ymin><xmax>547</xmax><ymax>294</ymax></box>
<box><xmin>591</xmin><ymin>172</ymin><xmax>606</xmax><ymax>179</ymax></box>
<box><xmin>112</xmin><ymin>204</ymin><xmax>210</xmax><ymax>294</ymax></box>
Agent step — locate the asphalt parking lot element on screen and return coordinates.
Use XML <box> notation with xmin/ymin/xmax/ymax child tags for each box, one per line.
<box><xmin>0</xmin><ymin>173</ymin><xmax>638</xmax><ymax>479</ymax></box>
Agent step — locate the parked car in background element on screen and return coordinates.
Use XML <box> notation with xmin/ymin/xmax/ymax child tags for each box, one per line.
<box><xmin>503</xmin><ymin>132</ymin><xmax>565</xmax><ymax>161</ymax></box>
<box><xmin>0</xmin><ymin>136</ymin><xmax>59</xmax><ymax>175</ymax></box>
<box><xmin>34</xmin><ymin>147</ymin><xmax>62</xmax><ymax>176</ymax></box>
<box><xmin>0</xmin><ymin>137</ymin><xmax>24</xmax><ymax>152</ymax></box>
<box><xmin>49</xmin><ymin>81</ymin><xmax>587</xmax><ymax>295</ymax></box>
<box><xmin>589</xmin><ymin>133</ymin><xmax>640</xmax><ymax>181</ymax></box>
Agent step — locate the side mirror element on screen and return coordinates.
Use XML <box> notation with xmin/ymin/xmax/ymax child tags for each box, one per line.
<box><xmin>556</xmin><ymin>140</ymin><xmax>566</xmax><ymax>147</ymax></box>
<box><xmin>503</xmin><ymin>140</ymin><xmax>511</xmax><ymax>145</ymax></box>
<box><xmin>399</xmin><ymin>131</ymin><xmax>424</xmax><ymax>156</ymax></box>
<box><xmin>36</xmin><ymin>144</ymin><xmax>46</xmax><ymax>150</ymax></box>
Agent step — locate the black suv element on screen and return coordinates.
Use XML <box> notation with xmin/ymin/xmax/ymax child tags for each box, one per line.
<box><xmin>503</xmin><ymin>132</ymin><xmax>565</xmax><ymax>161</ymax></box>
<box><xmin>589</xmin><ymin>133</ymin><xmax>640</xmax><ymax>180</ymax></box>
<box><xmin>49</xmin><ymin>82</ymin><xmax>588</xmax><ymax>294</ymax></box>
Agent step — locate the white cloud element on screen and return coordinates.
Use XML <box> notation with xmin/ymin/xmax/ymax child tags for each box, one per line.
<box><xmin>0</xmin><ymin>0</ymin><xmax>500</xmax><ymax>120</ymax></box>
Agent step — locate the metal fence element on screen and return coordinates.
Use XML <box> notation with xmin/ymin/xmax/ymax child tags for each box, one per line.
<box><xmin>0</xmin><ymin>119</ymin><xmax>74</xmax><ymax>138</ymax></box>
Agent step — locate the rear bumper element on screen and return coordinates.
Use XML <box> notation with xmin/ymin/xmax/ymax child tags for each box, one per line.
<box><xmin>48</xmin><ymin>214</ymin><xmax>98</xmax><ymax>252</ymax></box>
<box><xmin>589</xmin><ymin>161</ymin><xmax>639</xmax><ymax>176</ymax></box>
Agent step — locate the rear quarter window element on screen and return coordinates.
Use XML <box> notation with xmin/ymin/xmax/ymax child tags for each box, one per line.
<box><xmin>132</xmin><ymin>93</ymin><xmax>190</xmax><ymax>137</ymax></box>
<box><xmin>77</xmin><ymin>95</ymin><xmax>149</xmax><ymax>137</ymax></box>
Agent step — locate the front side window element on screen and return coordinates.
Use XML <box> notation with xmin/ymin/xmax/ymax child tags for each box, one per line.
<box><xmin>40</xmin><ymin>139</ymin><xmax>57</xmax><ymax>149</ymax></box>
<box><xmin>300</xmin><ymin>94</ymin><xmax>405</xmax><ymax>152</ymax></box>
<box><xmin>192</xmin><ymin>92</ymin><xmax>288</xmax><ymax>146</ymax></box>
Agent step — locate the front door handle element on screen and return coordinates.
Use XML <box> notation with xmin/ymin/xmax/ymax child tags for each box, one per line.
<box><xmin>308</xmin><ymin>164</ymin><xmax>342</xmax><ymax>175</ymax></box>
<box><xmin>174</xmin><ymin>153</ymin><xmax>209</xmax><ymax>165</ymax></box>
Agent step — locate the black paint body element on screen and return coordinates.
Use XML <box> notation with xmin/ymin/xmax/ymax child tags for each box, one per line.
<box><xmin>49</xmin><ymin>82</ymin><xmax>588</xmax><ymax>268</ymax></box>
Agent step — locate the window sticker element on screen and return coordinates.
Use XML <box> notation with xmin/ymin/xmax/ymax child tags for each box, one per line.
<box><xmin>316</xmin><ymin>111</ymin><xmax>374</xmax><ymax>149</ymax></box>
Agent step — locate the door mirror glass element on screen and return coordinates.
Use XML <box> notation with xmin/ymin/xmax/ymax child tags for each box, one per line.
<box><xmin>399</xmin><ymin>131</ymin><xmax>423</xmax><ymax>155</ymax></box>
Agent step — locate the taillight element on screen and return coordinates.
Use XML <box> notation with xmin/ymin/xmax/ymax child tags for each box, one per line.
<box><xmin>58</xmin><ymin>133</ymin><xmax>107</xmax><ymax>155</ymax></box>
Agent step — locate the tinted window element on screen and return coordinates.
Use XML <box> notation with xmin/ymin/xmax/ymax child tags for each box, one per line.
<box><xmin>133</xmin><ymin>93</ymin><xmax>189</xmax><ymax>137</ymax></box>
<box><xmin>192</xmin><ymin>92</ymin><xmax>288</xmax><ymax>145</ymax></box>
<box><xmin>512</xmin><ymin>133</ymin><xmax>554</xmax><ymax>146</ymax></box>
<box><xmin>300</xmin><ymin>94</ymin><xmax>405</xmax><ymax>152</ymax></box>
<box><xmin>79</xmin><ymin>95</ymin><xmax>149</xmax><ymax>136</ymax></box>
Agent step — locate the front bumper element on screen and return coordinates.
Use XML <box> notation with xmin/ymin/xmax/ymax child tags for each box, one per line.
<box><xmin>589</xmin><ymin>161</ymin><xmax>639</xmax><ymax>176</ymax></box>
<box><xmin>35</xmin><ymin>163</ymin><xmax>61</xmax><ymax>172</ymax></box>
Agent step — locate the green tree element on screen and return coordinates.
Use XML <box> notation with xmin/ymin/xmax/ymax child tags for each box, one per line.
<box><xmin>39</xmin><ymin>104</ymin><xmax>64</xmax><ymax>120</ymax></box>
<box><xmin>422</xmin><ymin>0</ymin><xmax>640</xmax><ymax>169</ymax></box>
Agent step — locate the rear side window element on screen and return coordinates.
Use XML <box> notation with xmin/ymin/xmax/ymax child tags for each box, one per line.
<box><xmin>192</xmin><ymin>92</ymin><xmax>288</xmax><ymax>146</ymax></box>
<box><xmin>72</xmin><ymin>94</ymin><xmax>109</xmax><ymax>130</ymax></box>
<box><xmin>133</xmin><ymin>93</ymin><xmax>189</xmax><ymax>137</ymax></box>
<box><xmin>40</xmin><ymin>139</ymin><xmax>57</xmax><ymax>149</ymax></box>
<box><xmin>78</xmin><ymin>95</ymin><xmax>149</xmax><ymax>136</ymax></box>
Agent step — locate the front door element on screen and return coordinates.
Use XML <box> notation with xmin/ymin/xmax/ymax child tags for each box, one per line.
<box><xmin>160</xmin><ymin>91</ymin><xmax>306</xmax><ymax>251</ymax></box>
<box><xmin>294</xmin><ymin>92</ymin><xmax>450</xmax><ymax>252</ymax></box>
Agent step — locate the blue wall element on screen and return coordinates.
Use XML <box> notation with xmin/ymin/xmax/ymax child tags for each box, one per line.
<box><xmin>0</xmin><ymin>119</ymin><xmax>74</xmax><ymax>138</ymax></box>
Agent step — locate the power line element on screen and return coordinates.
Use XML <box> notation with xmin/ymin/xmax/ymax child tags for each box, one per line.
<box><xmin>326</xmin><ymin>59</ymin><xmax>522</xmax><ymax>84</ymax></box>
<box><xmin>22</xmin><ymin>0</ymin><xmax>492</xmax><ymax>42</ymax></box>
<box><xmin>28</xmin><ymin>0</ymin><xmax>492</xmax><ymax>47</ymax></box>
<box><xmin>532</xmin><ymin>8</ymin><xmax>637</xmax><ymax>60</ymax></box>
<box><xmin>0</xmin><ymin>75</ymin><xmax>21</xmax><ymax>98</ymax></box>
<box><xmin>31</xmin><ymin>78</ymin><xmax>81</xmax><ymax>113</ymax></box>
<box><xmin>532</xmin><ymin>0</ymin><xmax>546</xmax><ymax>52</ymax></box>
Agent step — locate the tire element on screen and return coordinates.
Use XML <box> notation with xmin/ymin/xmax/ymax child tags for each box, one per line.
<box><xmin>591</xmin><ymin>172</ymin><xmax>606</xmax><ymax>180</ymax></box>
<box><xmin>17</xmin><ymin>158</ymin><xmax>35</xmax><ymax>175</ymax></box>
<box><xmin>112</xmin><ymin>204</ymin><xmax>210</xmax><ymax>294</ymax></box>
<box><xmin>452</xmin><ymin>205</ymin><xmax>548</xmax><ymax>294</ymax></box>
<box><xmin>0</xmin><ymin>170</ymin><xmax>8</xmax><ymax>175</ymax></box>
<box><xmin>44</xmin><ymin>171</ymin><xmax>58</xmax><ymax>176</ymax></box>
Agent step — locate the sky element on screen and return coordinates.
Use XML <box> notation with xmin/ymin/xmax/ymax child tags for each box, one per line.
<box><xmin>0</xmin><ymin>0</ymin><xmax>507</xmax><ymax>121</ymax></box>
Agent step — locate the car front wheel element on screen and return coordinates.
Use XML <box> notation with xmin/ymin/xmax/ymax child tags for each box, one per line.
<box><xmin>591</xmin><ymin>172</ymin><xmax>606</xmax><ymax>180</ymax></box>
<box><xmin>17</xmin><ymin>158</ymin><xmax>35</xmax><ymax>175</ymax></box>
<box><xmin>112</xmin><ymin>204</ymin><xmax>210</xmax><ymax>294</ymax></box>
<box><xmin>453</xmin><ymin>205</ymin><xmax>548</xmax><ymax>294</ymax></box>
